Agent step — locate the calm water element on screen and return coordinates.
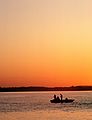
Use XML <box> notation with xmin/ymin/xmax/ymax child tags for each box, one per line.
<box><xmin>0</xmin><ymin>91</ymin><xmax>92</xmax><ymax>120</ymax></box>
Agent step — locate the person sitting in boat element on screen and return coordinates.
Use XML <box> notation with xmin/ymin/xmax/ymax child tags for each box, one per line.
<box><xmin>65</xmin><ymin>98</ymin><xmax>68</xmax><ymax>101</ymax></box>
<box><xmin>56</xmin><ymin>96</ymin><xmax>60</xmax><ymax>102</ymax></box>
<box><xmin>60</xmin><ymin>94</ymin><xmax>63</xmax><ymax>101</ymax></box>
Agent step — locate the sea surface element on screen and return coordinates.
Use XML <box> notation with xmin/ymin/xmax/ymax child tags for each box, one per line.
<box><xmin>0</xmin><ymin>91</ymin><xmax>92</xmax><ymax>120</ymax></box>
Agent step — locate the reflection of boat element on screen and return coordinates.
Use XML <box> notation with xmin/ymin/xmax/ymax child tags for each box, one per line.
<box><xmin>50</xmin><ymin>99</ymin><xmax>74</xmax><ymax>103</ymax></box>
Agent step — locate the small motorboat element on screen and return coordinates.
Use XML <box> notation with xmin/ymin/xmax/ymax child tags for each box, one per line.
<box><xmin>50</xmin><ymin>98</ymin><xmax>74</xmax><ymax>103</ymax></box>
<box><xmin>61</xmin><ymin>99</ymin><xmax>74</xmax><ymax>103</ymax></box>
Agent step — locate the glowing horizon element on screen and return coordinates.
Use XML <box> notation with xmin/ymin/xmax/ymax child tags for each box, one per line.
<box><xmin>0</xmin><ymin>0</ymin><xmax>92</xmax><ymax>87</ymax></box>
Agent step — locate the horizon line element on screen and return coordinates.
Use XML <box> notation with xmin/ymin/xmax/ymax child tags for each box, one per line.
<box><xmin>1</xmin><ymin>85</ymin><xmax>92</xmax><ymax>88</ymax></box>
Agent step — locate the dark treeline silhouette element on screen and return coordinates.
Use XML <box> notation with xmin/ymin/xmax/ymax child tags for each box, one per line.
<box><xmin>0</xmin><ymin>86</ymin><xmax>92</xmax><ymax>92</ymax></box>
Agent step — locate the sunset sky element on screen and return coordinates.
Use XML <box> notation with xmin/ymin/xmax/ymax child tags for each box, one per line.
<box><xmin>0</xmin><ymin>0</ymin><xmax>92</xmax><ymax>87</ymax></box>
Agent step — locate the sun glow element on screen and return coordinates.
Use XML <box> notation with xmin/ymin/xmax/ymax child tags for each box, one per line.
<box><xmin>0</xmin><ymin>0</ymin><xmax>92</xmax><ymax>87</ymax></box>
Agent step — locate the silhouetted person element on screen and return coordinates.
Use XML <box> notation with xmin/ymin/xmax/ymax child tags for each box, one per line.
<box><xmin>54</xmin><ymin>94</ymin><xmax>56</xmax><ymax>100</ymax></box>
<box><xmin>65</xmin><ymin>98</ymin><xmax>68</xmax><ymax>101</ymax></box>
<box><xmin>57</xmin><ymin>96</ymin><xmax>60</xmax><ymax>101</ymax></box>
<box><xmin>60</xmin><ymin>94</ymin><xmax>63</xmax><ymax>101</ymax></box>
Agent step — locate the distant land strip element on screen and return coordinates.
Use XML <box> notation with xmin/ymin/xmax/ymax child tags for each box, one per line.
<box><xmin>0</xmin><ymin>86</ymin><xmax>92</xmax><ymax>92</ymax></box>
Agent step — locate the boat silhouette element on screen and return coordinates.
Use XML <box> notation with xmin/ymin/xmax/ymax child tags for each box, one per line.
<box><xmin>50</xmin><ymin>98</ymin><xmax>74</xmax><ymax>103</ymax></box>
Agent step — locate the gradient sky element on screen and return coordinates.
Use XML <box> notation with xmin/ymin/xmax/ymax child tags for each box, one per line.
<box><xmin>0</xmin><ymin>0</ymin><xmax>92</xmax><ymax>87</ymax></box>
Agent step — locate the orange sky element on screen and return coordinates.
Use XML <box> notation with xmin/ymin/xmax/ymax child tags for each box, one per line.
<box><xmin>0</xmin><ymin>0</ymin><xmax>92</xmax><ymax>87</ymax></box>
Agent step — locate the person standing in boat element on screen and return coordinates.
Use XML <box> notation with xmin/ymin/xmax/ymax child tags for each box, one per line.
<box><xmin>54</xmin><ymin>94</ymin><xmax>57</xmax><ymax>100</ymax></box>
<box><xmin>60</xmin><ymin>94</ymin><xmax>63</xmax><ymax>101</ymax></box>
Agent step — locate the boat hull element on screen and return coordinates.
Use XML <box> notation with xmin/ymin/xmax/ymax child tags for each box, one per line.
<box><xmin>50</xmin><ymin>99</ymin><xmax>74</xmax><ymax>103</ymax></box>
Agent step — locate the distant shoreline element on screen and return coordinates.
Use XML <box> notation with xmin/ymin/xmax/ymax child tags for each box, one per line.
<box><xmin>0</xmin><ymin>86</ymin><xmax>92</xmax><ymax>92</ymax></box>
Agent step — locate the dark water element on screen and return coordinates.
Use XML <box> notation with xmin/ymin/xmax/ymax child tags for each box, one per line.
<box><xmin>0</xmin><ymin>91</ymin><xmax>92</xmax><ymax>120</ymax></box>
